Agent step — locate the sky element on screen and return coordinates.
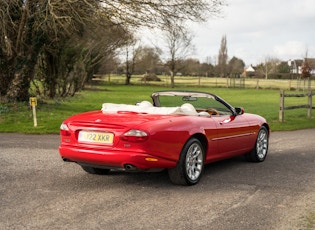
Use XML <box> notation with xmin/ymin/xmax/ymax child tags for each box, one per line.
<box><xmin>191</xmin><ymin>0</ymin><xmax>315</xmax><ymax>66</ymax></box>
<box><xmin>140</xmin><ymin>0</ymin><xmax>315</xmax><ymax>66</ymax></box>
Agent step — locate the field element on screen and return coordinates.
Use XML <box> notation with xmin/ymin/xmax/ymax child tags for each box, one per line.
<box><xmin>105</xmin><ymin>74</ymin><xmax>315</xmax><ymax>91</ymax></box>
<box><xmin>0</xmin><ymin>75</ymin><xmax>314</xmax><ymax>134</ymax></box>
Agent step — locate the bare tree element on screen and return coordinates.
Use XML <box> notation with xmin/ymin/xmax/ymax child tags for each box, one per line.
<box><xmin>123</xmin><ymin>38</ymin><xmax>140</xmax><ymax>85</ymax></box>
<box><xmin>301</xmin><ymin>50</ymin><xmax>312</xmax><ymax>91</ymax></box>
<box><xmin>163</xmin><ymin>22</ymin><xmax>194</xmax><ymax>88</ymax></box>
<box><xmin>256</xmin><ymin>57</ymin><xmax>280</xmax><ymax>79</ymax></box>
<box><xmin>100</xmin><ymin>0</ymin><xmax>226</xmax><ymax>28</ymax></box>
<box><xmin>217</xmin><ymin>35</ymin><xmax>228</xmax><ymax>77</ymax></box>
<box><xmin>181</xmin><ymin>58</ymin><xmax>201</xmax><ymax>76</ymax></box>
<box><xmin>0</xmin><ymin>0</ymin><xmax>226</xmax><ymax>101</ymax></box>
<box><xmin>134</xmin><ymin>46</ymin><xmax>162</xmax><ymax>75</ymax></box>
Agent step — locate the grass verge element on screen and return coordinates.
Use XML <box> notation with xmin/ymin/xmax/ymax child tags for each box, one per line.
<box><xmin>1</xmin><ymin>81</ymin><xmax>314</xmax><ymax>134</ymax></box>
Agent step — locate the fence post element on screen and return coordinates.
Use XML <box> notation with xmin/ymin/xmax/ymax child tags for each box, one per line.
<box><xmin>279</xmin><ymin>90</ymin><xmax>284</xmax><ymax>122</ymax></box>
<box><xmin>256</xmin><ymin>79</ymin><xmax>259</xmax><ymax>89</ymax></box>
<box><xmin>308</xmin><ymin>90</ymin><xmax>312</xmax><ymax>118</ymax></box>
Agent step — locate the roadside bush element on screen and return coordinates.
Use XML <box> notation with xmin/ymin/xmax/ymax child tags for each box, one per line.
<box><xmin>140</xmin><ymin>73</ymin><xmax>161</xmax><ymax>82</ymax></box>
<box><xmin>0</xmin><ymin>103</ymin><xmax>9</xmax><ymax>114</ymax></box>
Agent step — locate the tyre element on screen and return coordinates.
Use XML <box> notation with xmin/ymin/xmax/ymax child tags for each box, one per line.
<box><xmin>81</xmin><ymin>166</ymin><xmax>110</xmax><ymax>175</ymax></box>
<box><xmin>168</xmin><ymin>138</ymin><xmax>205</xmax><ymax>185</ymax></box>
<box><xmin>245</xmin><ymin>126</ymin><xmax>269</xmax><ymax>162</ymax></box>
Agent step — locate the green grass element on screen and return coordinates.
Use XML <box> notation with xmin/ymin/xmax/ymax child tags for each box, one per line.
<box><xmin>0</xmin><ymin>80</ymin><xmax>314</xmax><ymax>134</ymax></box>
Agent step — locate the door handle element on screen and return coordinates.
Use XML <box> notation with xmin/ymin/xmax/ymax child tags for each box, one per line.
<box><xmin>219</xmin><ymin>118</ymin><xmax>231</xmax><ymax>125</ymax></box>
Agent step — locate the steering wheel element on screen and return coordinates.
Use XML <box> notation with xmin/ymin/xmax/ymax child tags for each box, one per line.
<box><xmin>205</xmin><ymin>108</ymin><xmax>219</xmax><ymax>115</ymax></box>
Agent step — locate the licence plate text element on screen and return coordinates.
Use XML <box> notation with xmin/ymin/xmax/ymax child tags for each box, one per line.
<box><xmin>78</xmin><ymin>131</ymin><xmax>114</xmax><ymax>144</ymax></box>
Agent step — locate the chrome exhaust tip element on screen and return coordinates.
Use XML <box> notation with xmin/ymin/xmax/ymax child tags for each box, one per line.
<box><xmin>124</xmin><ymin>164</ymin><xmax>137</xmax><ymax>171</ymax></box>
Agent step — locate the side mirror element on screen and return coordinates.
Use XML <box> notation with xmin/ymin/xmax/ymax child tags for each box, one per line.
<box><xmin>235</xmin><ymin>107</ymin><xmax>244</xmax><ymax>115</ymax></box>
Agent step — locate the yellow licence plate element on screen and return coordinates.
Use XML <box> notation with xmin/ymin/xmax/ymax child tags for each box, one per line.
<box><xmin>78</xmin><ymin>131</ymin><xmax>114</xmax><ymax>144</ymax></box>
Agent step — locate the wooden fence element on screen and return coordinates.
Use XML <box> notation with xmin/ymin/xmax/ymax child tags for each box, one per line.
<box><xmin>279</xmin><ymin>90</ymin><xmax>314</xmax><ymax>122</ymax></box>
<box><xmin>99</xmin><ymin>75</ymin><xmax>315</xmax><ymax>91</ymax></box>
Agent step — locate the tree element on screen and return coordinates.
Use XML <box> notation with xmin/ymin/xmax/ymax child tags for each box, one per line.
<box><xmin>181</xmin><ymin>58</ymin><xmax>201</xmax><ymax>76</ymax></box>
<box><xmin>1</xmin><ymin>0</ymin><xmax>226</xmax><ymax>101</ymax></box>
<box><xmin>97</xmin><ymin>55</ymin><xmax>121</xmax><ymax>75</ymax></box>
<box><xmin>32</xmin><ymin>2</ymin><xmax>128</xmax><ymax>98</ymax></box>
<box><xmin>101</xmin><ymin>0</ymin><xmax>226</xmax><ymax>27</ymax></box>
<box><xmin>217</xmin><ymin>35</ymin><xmax>228</xmax><ymax>77</ymax></box>
<box><xmin>1</xmin><ymin>0</ymin><xmax>122</xmax><ymax>101</ymax></box>
<box><xmin>228</xmin><ymin>56</ymin><xmax>245</xmax><ymax>77</ymax></box>
<box><xmin>300</xmin><ymin>58</ymin><xmax>312</xmax><ymax>91</ymax></box>
<box><xmin>163</xmin><ymin>21</ymin><xmax>194</xmax><ymax>88</ymax></box>
<box><xmin>277</xmin><ymin>62</ymin><xmax>290</xmax><ymax>74</ymax></box>
<box><xmin>1</xmin><ymin>0</ymin><xmax>46</xmax><ymax>101</ymax></box>
<box><xmin>123</xmin><ymin>38</ymin><xmax>139</xmax><ymax>85</ymax></box>
<box><xmin>256</xmin><ymin>57</ymin><xmax>280</xmax><ymax>79</ymax></box>
<box><xmin>134</xmin><ymin>46</ymin><xmax>162</xmax><ymax>75</ymax></box>
<box><xmin>200</xmin><ymin>62</ymin><xmax>215</xmax><ymax>77</ymax></box>
<box><xmin>301</xmin><ymin>60</ymin><xmax>312</xmax><ymax>79</ymax></box>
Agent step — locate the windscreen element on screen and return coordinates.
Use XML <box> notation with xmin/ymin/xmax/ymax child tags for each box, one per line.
<box><xmin>158</xmin><ymin>95</ymin><xmax>233</xmax><ymax>115</ymax></box>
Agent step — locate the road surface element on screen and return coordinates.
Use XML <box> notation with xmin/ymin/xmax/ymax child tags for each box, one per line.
<box><xmin>1</xmin><ymin>129</ymin><xmax>315</xmax><ymax>229</ymax></box>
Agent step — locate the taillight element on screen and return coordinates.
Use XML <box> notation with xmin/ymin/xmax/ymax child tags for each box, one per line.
<box><xmin>121</xmin><ymin>129</ymin><xmax>148</xmax><ymax>142</ymax></box>
<box><xmin>60</xmin><ymin>123</ymin><xmax>71</xmax><ymax>136</ymax></box>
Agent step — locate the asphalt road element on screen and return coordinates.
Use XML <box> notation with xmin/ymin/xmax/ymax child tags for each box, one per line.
<box><xmin>1</xmin><ymin>130</ymin><xmax>315</xmax><ymax>230</ymax></box>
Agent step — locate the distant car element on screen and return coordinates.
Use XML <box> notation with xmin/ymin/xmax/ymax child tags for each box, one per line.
<box><xmin>59</xmin><ymin>90</ymin><xmax>269</xmax><ymax>185</ymax></box>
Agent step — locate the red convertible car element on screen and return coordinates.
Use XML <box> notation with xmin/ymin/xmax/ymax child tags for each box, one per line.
<box><xmin>59</xmin><ymin>90</ymin><xmax>269</xmax><ymax>185</ymax></box>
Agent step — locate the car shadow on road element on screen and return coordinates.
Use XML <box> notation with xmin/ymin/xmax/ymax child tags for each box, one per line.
<box><xmin>56</xmin><ymin>156</ymin><xmax>251</xmax><ymax>190</ymax></box>
<box><xmin>57</xmin><ymin>150</ymin><xmax>315</xmax><ymax>190</ymax></box>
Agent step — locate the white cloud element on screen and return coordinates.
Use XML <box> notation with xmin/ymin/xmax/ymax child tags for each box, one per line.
<box><xmin>273</xmin><ymin>41</ymin><xmax>307</xmax><ymax>60</ymax></box>
<box><xmin>139</xmin><ymin>0</ymin><xmax>315</xmax><ymax>66</ymax></box>
<box><xmin>194</xmin><ymin>0</ymin><xmax>315</xmax><ymax>64</ymax></box>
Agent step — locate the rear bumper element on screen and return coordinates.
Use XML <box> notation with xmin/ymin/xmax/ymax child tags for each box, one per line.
<box><xmin>59</xmin><ymin>145</ymin><xmax>177</xmax><ymax>170</ymax></box>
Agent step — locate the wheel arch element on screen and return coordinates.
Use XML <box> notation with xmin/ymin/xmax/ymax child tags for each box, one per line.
<box><xmin>190</xmin><ymin>133</ymin><xmax>208</xmax><ymax>154</ymax></box>
<box><xmin>251</xmin><ymin>123</ymin><xmax>270</xmax><ymax>150</ymax></box>
<box><xmin>262</xmin><ymin>123</ymin><xmax>270</xmax><ymax>135</ymax></box>
<box><xmin>168</xmin><ymin>133</ymin><xmax>207</xmax><ymax>185</ymax></box>
<box><xmin>177</xmin><ymin>133</ymin><xmax>208</xmax><ymax>162</ymax></box>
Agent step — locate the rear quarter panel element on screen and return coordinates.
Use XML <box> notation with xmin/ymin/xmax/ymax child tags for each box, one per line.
<box><xmin>136</xmin><ymin>115</ymin><xmax>218</xmax><ymax>162</ymax></box>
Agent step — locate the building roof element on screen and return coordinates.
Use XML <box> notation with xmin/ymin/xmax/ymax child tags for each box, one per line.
<box><xmin>245</xmin><ymin>65</ymin><xmax>255</xmax><ymax>72</ymax></box>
